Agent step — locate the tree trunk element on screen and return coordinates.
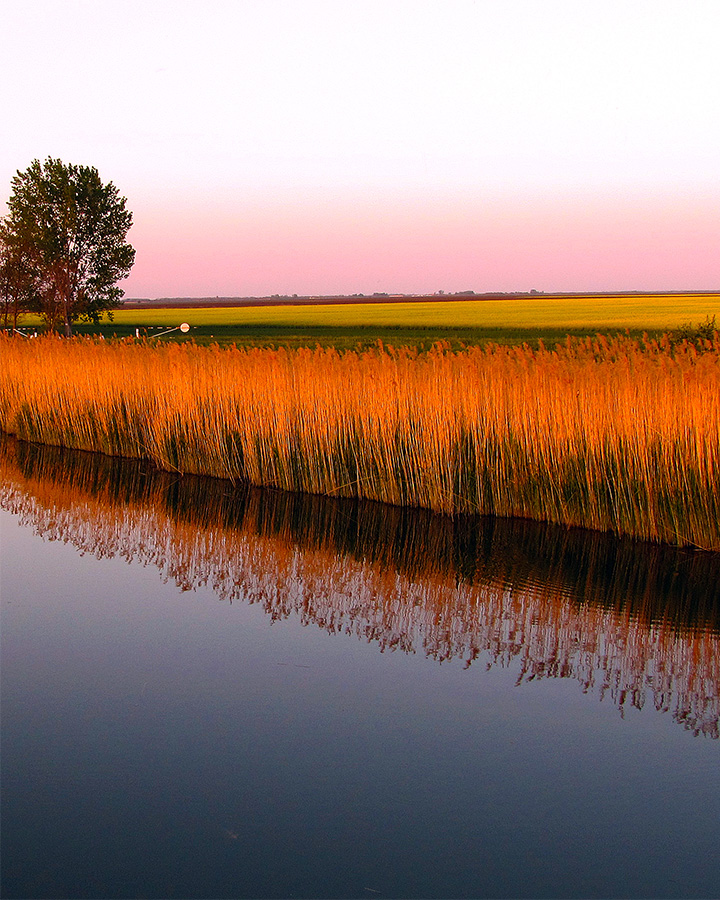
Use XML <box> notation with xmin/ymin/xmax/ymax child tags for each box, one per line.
<box><xmin>63</xmin><ymin>289</ymin><xmax>72</xmax><ymax>337</ymax></box>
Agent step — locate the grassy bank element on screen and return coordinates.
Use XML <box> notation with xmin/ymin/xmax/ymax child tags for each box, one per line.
<box><xmin>1</xmin><ymin>333</ymin><xmax>719</xmax><ymax>548</ymax></box>
<box><xmin>10</xmin><ymin>291</ymin><xmax>720</xmax><ymax>349</ymax></box>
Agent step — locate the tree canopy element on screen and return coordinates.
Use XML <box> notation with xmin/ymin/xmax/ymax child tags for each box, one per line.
<box><xmin>2</xmin><ymin>158</ymin><xmax>135</xmax><ymax>335</ymax></box>
<box><xmin>0</xmin><ymin>224</ymin><xmax>38</xmax><ymax>330</ymax></box>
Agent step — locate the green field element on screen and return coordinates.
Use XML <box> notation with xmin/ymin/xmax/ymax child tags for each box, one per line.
<box><xmin>12</xmin><ymin>292</ymin><xmax>720</xmax><ymax>348</ymax></box>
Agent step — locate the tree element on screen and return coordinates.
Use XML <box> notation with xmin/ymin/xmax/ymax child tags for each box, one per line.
<box><xmin>0</xmin><ymin>224</ymin><xmax>39</xmax><ymax>331</ymax></box>
<box><xmin>3</xmin><ymin>158</ymin><xmax>135</xmax><ymax>335</ymax></box>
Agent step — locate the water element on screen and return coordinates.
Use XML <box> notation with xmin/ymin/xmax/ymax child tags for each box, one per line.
<box><xmin>1</xmin><ymin>436</ymin><xmax>718</xmax><ymax>899</ymax></box>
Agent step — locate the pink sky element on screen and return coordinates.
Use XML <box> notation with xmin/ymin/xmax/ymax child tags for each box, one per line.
<box><xmin>125</xmin><ymin>186</ymin><xmax>720</xmax><ymax>297</ymax></box>
<box><xmin>2</xmin><ymin>1</ymin><xmax>718</xmax><ymax>298</ymax></box>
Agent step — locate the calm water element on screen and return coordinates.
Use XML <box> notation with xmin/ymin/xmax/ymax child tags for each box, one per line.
<box><xmin>1</xmin><ymin>436</ymin><xmax>718</xmax><ymax>899</ymax></box>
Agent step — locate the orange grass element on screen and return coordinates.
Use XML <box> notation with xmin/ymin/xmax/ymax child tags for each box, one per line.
<box><xmin>1</xmin><ymin>332</ymin><xmax>719</xmax><ymax>547</ymax></box>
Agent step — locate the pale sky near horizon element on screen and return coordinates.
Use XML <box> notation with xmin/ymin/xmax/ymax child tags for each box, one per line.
<box><xmin>1</xmin><ymin>0</ymin><xmax>718</xmax><ymax>297</ymax></box>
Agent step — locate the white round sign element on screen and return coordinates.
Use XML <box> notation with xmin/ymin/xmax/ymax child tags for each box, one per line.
<box><xmin>180</xmin><ymin>323</ymin><xmax>190</xmax><ymax>333</ymax></box>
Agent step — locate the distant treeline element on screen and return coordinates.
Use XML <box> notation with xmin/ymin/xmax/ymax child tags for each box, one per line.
<box><xmin>123</xmin><ymin>292</ymin><xmax>517</xmax><ymax>308</ymax></box>
<box><xmin>121</xmin><ymin>290</ymin><xmax>720</xmax><ymax>309</ymax></box>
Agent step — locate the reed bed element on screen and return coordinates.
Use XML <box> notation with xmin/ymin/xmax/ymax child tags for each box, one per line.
<box><xmin>1</xmin><ymin>332</ymin><xmax>719</xmax><ymax>547</ymax></box>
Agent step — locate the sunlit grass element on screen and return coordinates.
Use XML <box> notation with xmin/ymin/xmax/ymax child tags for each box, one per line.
<box><xmin>1</xmin><ymin>331</ymin><xmax>719</xmax><ymax>548</ymax></box>
<box><xmin>117</xmin><ymin>292</ymin><xmax>720</xmax><ymax>330</ymax></box>
<box><xmin>14</xmin><ymin>292</ymin><xmax>720</xmax><ymax>334</ymax></box>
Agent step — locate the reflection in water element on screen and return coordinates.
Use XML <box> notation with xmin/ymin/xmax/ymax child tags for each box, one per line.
<box><xmin>1</xmin><ymin>434</ymin><xmax>718</xmax><ymax>738</ymax></box>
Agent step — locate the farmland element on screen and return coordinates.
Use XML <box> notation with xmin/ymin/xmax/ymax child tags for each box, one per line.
<box><xmin>10</xmin><ymin>291</ymin><xmax>720</xmax><ymax>348</ymax></box>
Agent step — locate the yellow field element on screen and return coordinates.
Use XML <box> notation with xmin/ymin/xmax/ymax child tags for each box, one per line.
<box><xmin>16</xmin><ymin>292</ymin><xmax>720</xmax><ymax>333</ymax></box>
<box><xmin>123</xmin><ymin>293</ymin><xmax>720</xmax><ymax>330</ymax></box>
<box><xmin>1</xmin><ymin>332</ymin><xmax>718</xmax><ymax>548</ymax></box>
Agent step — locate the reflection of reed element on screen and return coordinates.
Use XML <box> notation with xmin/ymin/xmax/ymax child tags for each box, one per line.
<box><xmin>2</xmin><ymin>436</ymin><xmax>718</xmax><ymax>737</ymax></box>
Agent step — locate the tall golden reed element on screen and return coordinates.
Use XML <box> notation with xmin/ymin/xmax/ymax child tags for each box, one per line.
<box><xmin>1</xmin><ymin>332</ymin><xmax>718</xmax><ymax>547</ymax></box>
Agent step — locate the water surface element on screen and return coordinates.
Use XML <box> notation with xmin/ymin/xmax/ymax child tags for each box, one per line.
<box><xmin>1</xmin><ymin>437</ymin><xmax>718</xmax><ymax>899</ymax></box>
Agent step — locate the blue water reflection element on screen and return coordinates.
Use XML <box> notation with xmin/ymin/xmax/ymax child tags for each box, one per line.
<box><xmin>1</xmin><ymin>437</ymin><xmax>718</xmax><ymax>899</ymax></box>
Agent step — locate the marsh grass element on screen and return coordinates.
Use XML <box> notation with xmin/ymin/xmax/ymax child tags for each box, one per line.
<box><xmin>1</xmin><ymin>332</ymin><xmax>719</xmax><ymax>547</ymax></box>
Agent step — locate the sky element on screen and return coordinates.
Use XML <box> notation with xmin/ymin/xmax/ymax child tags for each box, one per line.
<box><xmin>1</xmin><ymin>0</ymin><xmax>718</xmax><ymax>297</ymax></box>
